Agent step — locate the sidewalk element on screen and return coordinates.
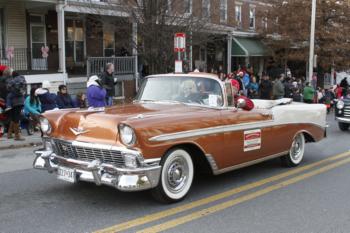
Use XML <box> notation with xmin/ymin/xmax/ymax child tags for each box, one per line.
<box><xmin>0</xmin><ymin>132</ymin><xmax>42</xmax><ymax>150</ymax></box>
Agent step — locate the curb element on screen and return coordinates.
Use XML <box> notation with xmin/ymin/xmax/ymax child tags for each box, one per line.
<box><xmin>0</xmin><ymin>141</ymin><xmax>42</xmax><ymax>150</ymax></box>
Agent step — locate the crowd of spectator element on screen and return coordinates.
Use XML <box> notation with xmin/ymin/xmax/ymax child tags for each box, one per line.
<box><xmin>1</xmin><ymin>62</ymin><xmax>350</xmax><ymax>140</ymax></box>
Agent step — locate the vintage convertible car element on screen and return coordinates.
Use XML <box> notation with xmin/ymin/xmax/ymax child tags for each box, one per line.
<box><xmin>33</xmin><ymin>73</ymin><xmax>327</xmax><ymax>203</ymax></box>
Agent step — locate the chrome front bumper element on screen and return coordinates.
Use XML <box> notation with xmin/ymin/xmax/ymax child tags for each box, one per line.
<box><xmin>33</xmin><ymin>148</ymin><xmax>162</xmax><ymax>192</ymax></box>
<box><xmin>336</xmin><ymin>117</ymin><xmax>350</xmax><ymax>123</ymax></box>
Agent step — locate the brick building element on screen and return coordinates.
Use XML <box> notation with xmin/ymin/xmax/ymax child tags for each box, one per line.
<box><xmin>0</xmin><ymin>0</ymin><xmax>269</xmax><ymax>100</ymax></box>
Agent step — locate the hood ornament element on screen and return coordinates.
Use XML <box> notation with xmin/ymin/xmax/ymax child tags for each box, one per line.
<box><xmin>70</xmin><ymin>127</ymin><xmax>90</xmax><ymax>136</ymax></box>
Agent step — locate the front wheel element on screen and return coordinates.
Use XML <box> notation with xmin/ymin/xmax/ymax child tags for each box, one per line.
<box><xmin>338</xmin><ymin>122</ymin><xmax>349</xmax><ymax>131</ymax></box>
<box><xmin>281</xmin><ymin>133</ymin><xmax>305</xmax><ymax>167</ymax></box>
<box><xmin>151</xmin><ymin>149</ymin><xmax>194</xmax><ymax>203</ymax></box>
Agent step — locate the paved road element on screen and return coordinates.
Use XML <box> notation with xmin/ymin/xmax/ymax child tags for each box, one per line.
<box><xmin>0</xmin><ymin>115</ymin><xmax>349</xmax><ymax>233</ymax></box>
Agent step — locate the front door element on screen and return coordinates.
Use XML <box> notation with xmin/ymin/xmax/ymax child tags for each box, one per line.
<box><xmin>30</xmin><ymin>15</ymin><xmax>47</xmax><ymax>70</ymax></box>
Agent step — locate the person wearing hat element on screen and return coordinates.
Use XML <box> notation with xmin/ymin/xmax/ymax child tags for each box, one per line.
<box><xmin>6</xmin><ymin>74</ymin><xmax>26</xmax><ymax>140</ymax></box>
<box><xmin>36</xmin><ymin>80</ymin><xmax>57</xmax><ymax>112</ymax></box>
<box><xmin>87</xmin><ymin>75</ymin><xmax>107</xmax><ymax>108</ymax></box>
<box><xmin>230</xmin><ymin>79</ymin><xmax>254</xmax><ymax>111</ymax></box>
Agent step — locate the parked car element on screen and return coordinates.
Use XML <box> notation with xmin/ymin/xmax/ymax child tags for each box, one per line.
<box><xmin>33</xmin><ymin>73</ymin><xmax>327</xmax><ymax>203</ymax></box>
<box><xmin>334</xmin><ymin>98</ymin><xmax>350</xmax><ymax>131</ymax></box>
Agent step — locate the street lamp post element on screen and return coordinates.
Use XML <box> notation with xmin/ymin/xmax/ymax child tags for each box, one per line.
<box><xmin>308</xmin><ymin>0</ymin><xmax>317</xmax><ymax>82</ymax></box>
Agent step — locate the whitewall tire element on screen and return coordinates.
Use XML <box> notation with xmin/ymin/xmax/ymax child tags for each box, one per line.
<box><xmin>281</xmin><ymin>133</ymin><xmax>305</xmax><ymax>167</ymax></box>
<box><xmin>151</xmin><ymin>148</ymin><xmax>194</xmax><ymax>203</ymax></box>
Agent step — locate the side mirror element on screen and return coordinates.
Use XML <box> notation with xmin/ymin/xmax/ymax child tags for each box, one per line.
<box><xmin>237</xmin><ymin>98</ymin><xmax>247</xmax><ymax>109</ymax></box>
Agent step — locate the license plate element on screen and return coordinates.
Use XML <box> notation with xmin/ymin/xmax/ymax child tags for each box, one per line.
<box><xmin>57</xmin><ymin>166</ymin><xmax>76</xmax><ymax>183</ymax></box>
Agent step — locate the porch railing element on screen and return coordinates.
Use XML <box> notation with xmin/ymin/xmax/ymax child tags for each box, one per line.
<box><xmin>87</xmin><ymin>56</ymin><xmax>136</xmax><ymax>77</ymax></box>
<box><xmin>0</xmin><ymin>48</ymin><xmax>48</xmax><ymax>71</ymax></box>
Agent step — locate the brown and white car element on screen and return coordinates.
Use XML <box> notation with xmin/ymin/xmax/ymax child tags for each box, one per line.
<box><xmin>33</xmin><ymin>73</ymin><xmax>327</xmax><ymax>203</ymax></box>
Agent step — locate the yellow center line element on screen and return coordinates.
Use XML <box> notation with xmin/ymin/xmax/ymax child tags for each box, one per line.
<box><xmin>138</xmin><ymin>156</ymin><xmax>350</xmax><ymax>233</ymax></box>
<box><xmin>94</xmin><ymin>151</ymin><xmax>350</xmax><ymax>233</ymax></box>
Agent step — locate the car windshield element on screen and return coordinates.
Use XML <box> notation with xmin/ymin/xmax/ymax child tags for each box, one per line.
<box><xmin>136</xmin><ymin>76</ymin><xmax>224</xmax><ymax>107</ymax></box>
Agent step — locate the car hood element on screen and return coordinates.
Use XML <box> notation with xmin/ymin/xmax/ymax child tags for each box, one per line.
<box><xmin>44</xmin><ymin>102</ymin><xmax>220</xmax><ymax>145</ymax></box>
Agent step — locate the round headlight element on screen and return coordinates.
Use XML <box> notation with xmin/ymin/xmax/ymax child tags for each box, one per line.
<box><xmin>119</xmin><ymin>124</ymin><xmax>136</xmax><ymax>146</ymax></box>
<box><xmin>40</xmin><ymin>118</ymin><xmax>52</xmax><ymax>134</ymax></box>
<box><xmin>337</xmin><ymin>100</ymin><xmax>345</xmax><ymax>109</ymax></box>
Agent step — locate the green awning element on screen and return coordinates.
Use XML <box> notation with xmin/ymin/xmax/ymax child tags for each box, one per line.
<box><xmin>232</xmin><ymin>37</ymin><xmax>269</xmax><ymax>57</ymax></box>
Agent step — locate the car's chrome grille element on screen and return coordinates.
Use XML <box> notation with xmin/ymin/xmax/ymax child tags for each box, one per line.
<box><xmin>344</xmin><ymin>105</ymin><xmax>350</xmax><ymax>117</ymax></box>
<box><xmin>53</xmin><ymin>139</ymin><xmax>125</xmax><ymax>167</ymax></box>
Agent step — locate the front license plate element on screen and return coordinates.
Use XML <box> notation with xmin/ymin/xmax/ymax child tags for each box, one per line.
<box><xmin>57</xmin><ymin>166</ymin><xmax>76</xmax><ymax>183</ymax></box>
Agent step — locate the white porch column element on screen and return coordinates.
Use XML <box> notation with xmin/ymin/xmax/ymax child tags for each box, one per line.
<box><xmin>56</xmin><ymin>3</ymin><xmax>66</xmax><ymax>80</ymax></box>
<box><xmin>132</xmin><ymin>22</ymin><xmax>138</xmax><ymax>91</ymax></box>
<box><xmin>227</xmin><ymin>34</ymin><xmax>232</xmax><ymax>74</ymax></box>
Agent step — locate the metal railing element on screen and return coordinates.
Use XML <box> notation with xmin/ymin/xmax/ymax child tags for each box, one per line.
<box><xmin>0</xmin><ymin>48</ymin><xmax>49</xmax><ymax>71</ymax></box>
<box><xmin>87</xmin><ymin>56</ymin><xmax>136</xmax><ymax>77</ymax></box>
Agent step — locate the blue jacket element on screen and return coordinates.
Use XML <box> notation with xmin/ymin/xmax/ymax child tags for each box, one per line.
<box><xmin>24</xmin><ymin>96</ymin><xmax>41</xmax><ymax>115</ymax></box>
<box><xmin>37</xmin><ymin>91</ymin><xmax>57</xmax><ymax>112</ymax></box>
<box><xmin>242</xmin><ymin>73</ymin><xmax>250</xmax><ymax>88</ymax></box>
<box><xmin>87</xmin><ymin>85</ymin><xmax>106</xmax><ymax>107</ymax></box>
<box><xmin>56</xmin><ymin>93</ymin><xmax>75</xmax><ymax>109</ymax></box>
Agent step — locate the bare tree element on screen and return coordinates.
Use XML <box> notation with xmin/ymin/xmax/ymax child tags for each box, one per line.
<box><xmin>258</xmin><ymin>0</ymin><xmax>350</xmax><ymax>71</ymax></box>
<box><xmin>78</xmin><ymin>0</ymin><xmax>230</xmax><ymax>74</ymax></box>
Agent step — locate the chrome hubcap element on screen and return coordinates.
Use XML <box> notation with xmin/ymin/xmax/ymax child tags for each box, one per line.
<box><xmin>165</xmin><ymin>157</ymin><xmax>188</xmax><ymax>193</ymax></box>
<box><xmin>291</xmin><ymin>135</ymin><xmax>303</xmax><ymax>161</ymax></box>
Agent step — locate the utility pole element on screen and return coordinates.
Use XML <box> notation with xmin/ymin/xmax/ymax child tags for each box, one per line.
<box><xmin>308</xmin><ymin>0</ymin><xmax>317</xmax><ymax>82</ymax></box>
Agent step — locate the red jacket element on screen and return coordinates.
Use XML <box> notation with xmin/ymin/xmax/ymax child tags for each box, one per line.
<box><xmin>235</xmin><ymin>95</ymin><xmax>254</xmax><ymax>111</ymax></box>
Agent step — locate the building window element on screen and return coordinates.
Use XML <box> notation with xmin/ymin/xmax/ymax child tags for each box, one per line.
<box><xmin>249</xmin><ymin>7</ymin><xmax>256</xmax><ymax>29</ymax></box>
<box><xmin>165</xmin><ymin>0</ymin><xmax>171</xmax><ymax>14</ymax></box>
<box><xmin>262</xmin><ymin>16</ymin><xmax>268</xmax><ymax>30</ymax></box>
<box><xmin>65</xmin><ymin>19</ymin><xmax>84</xmax><ymax>63</ymax></box>
<box><xmin>202</xmin><ymin>0</ymin><xmax>210</xmax><ymax>19</ymax></box>
<box><xmin>220</xmin><ymin>0</ymin><xmax>227</xmax><ymax>23</ymax></box>
<box><xmin>0</xmin><ymin>9</ymin><xmax>5</xmax><ymax>52</ymax></box>
<box><xmin>104</xmin><ymin>31</ymin><xmax>115</xmax><ymax>57</ymax></box>
<box><xmin>184</xmin><ymin>0</ymin><xmax>192</xmax><ymax>14</ymax></box>
<box><xmin>235</xmin><ymin>4</ymin><xmax>242</xmax><ymax>27</ymax></box>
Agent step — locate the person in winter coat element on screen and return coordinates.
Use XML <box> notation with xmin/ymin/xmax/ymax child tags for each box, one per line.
<box><xmin>230</xmin><ymin>79</ymin><xmax>254</xmax><ymax>111</ymax></box>
<box><xmin>74</xmin><ymin>92</ymin><xmax>87</xmax><ymax>108</ymax></box>
<box><xmin>6</xmin><ymin>74</ymin><xmax>26</xmax><ymax>140</ymax></box>
<box><xmin>284</xmin><ymin>78</ymin><xmax>293</xmax><ymax>98</ymax></box>
<box><xmin>0</xmin><ymin>66</ymin><xmax>10</xmax><ymax>100</ymax></box>
<box><xmin>87</xmin><ymin>75</ymin><xmax>107</xmax><ymax>108</ymax></box>
<box><xmin>303</xmin><ymin>82</ymin><xmax>315</xmax><ymax>103</ymax></box>
<box><xmin>24</xmin><ymin>87</ymin><xmax>42</xmax><ymax>135</ymax></box>
<box><xmin>56</xmin><ymin>85</ymin><xmax>75</xmax><ymax>109</ymax></box>
<box><xmin>36</xmin><ymin>80</ymin><xmax>57</xmax><ymax>112</ymax></box>
<box><xmin>247</xmin><ymin>76</ymin><xmax>259</xmax><ymax>98</ymax></box>
<box><xmin>259</xmin><ymin>75</ymin><xmax>272</xmax><ymax>100</ymax></box>
<box><xmin>340</xmin><ymin>77</ymin><xmax>349</xmax><ymax>97</ymax></box>
<box><xmin>100</xmin><ymin>63</ymin><xmax>117</xmax><ymax>106</ymax></box>
<box><xmin>272</xmin><ymin>74</ymin><xmax>285</xmax><ymax>99</ymax></box>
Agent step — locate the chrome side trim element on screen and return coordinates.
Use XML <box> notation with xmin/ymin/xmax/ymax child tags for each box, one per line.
<box><xmin>149</xmin><ymin>120</ymin><xmax>275</xmax><ymax>142</ymax></box>
<box><xmin>149</xmin><ymin>121</ymin><xmax>326</xmax><ymax>142</ymax></box>
<box><xmin>207</xmin><ymin>151</ymin><xmax>288</xmax><ymax>175</ymax></box>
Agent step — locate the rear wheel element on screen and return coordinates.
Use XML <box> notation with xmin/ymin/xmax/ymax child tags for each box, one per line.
<box><xmin>338</xmin><ymin>122</ymin><xmax>349</xmax><ymax>131</ymax></box>
<box><xmin>281</xmin><ymin>133</ymin><xmax>305</xmax><ymax>167</ymax></box>
<box><xmin>151</xmin><ymin>148</ymin><xmax>194</xmax><ymax>203</ymax></box>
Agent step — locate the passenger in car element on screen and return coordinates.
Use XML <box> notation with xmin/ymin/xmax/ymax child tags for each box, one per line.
<box><xmin>231</xmin><ymin>79</ymin><xmax>254</xmax><ymax>111</ymax></box>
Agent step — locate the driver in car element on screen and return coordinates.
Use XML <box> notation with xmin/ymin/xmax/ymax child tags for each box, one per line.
<box><xmin>177</xmin><ymin>79</ymin><xmax>203</xmax><ymax>103</ymax></box>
